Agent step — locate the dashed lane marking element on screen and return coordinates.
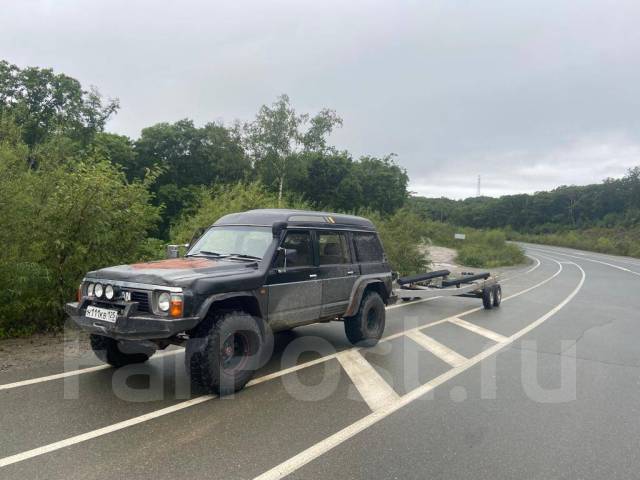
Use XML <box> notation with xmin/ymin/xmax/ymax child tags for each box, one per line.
<box><xmin>336</xmin><ymin>349</ymin><xmax>399</xmax><ymax>411</ymax></box>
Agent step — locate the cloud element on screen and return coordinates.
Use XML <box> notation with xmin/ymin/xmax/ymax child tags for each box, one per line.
<box><xmin>1</xmin><ymin>0</ymin><xmax>639</xmax><ymax>198</ymax></box>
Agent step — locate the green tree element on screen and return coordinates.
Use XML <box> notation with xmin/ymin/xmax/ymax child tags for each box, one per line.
<box><xmin>0</xmin><ymin>60</ymin><xmax>118</xmax><ymax>152</ymax></box>
<box><xmin>244</xmin><ymin>94</ymin><xmax>342</xmax><ymax>203</ymax></box>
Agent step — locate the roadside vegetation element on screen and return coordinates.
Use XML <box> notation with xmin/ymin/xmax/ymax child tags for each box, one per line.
<box><xmin>0</xmin><ymin>59</ymin><xmax>522</xmax><ymax>338</ymax></box>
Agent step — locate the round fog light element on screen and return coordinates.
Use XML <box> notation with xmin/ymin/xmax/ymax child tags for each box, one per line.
<box><xmin>94</xmin><ymin>283</ymin><xmax>104</xmax><ymax>298</ymax></box>
<box><xmin>158</xmin><ymin>292</ymin><xmax>171</xmax><ymax>312</ymax></box>
<box><xmin>105</xmin><ymin>284</ymin><xmax>114</xmax><ymax>300</ymax></box>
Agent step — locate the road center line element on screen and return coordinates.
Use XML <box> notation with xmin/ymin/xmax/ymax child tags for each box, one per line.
<box><xmin>253</xmin><ymin>261</ymin><xmax>586</xmax><ymax>480</ymax></box>
<box><xmin>528</xmin><ymin>246</ymin><xmax>640</xmax><ymax>277</ymax></box>
<box><xmin>336</xmin><ymin>350</ymin><xmax>399</xmax><ymax>411</ymax></box>
<box><xmin>405</xmin><ymin>330</ymin><xmax>467</xmax><ymax>367</ymax></box>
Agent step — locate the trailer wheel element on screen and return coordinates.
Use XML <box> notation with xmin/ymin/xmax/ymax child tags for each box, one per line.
<box><xmin>344</xmin><ymin>291</ymin><xmax>386</xmax><ymax>347</ymax></box>
<box><xmin>493</xmin><ymin>284</ymin><xmax>502</xmax><ymax>307</ymax></box>
<box><xmin>482</xmin><ymin>287</ymin><xmax>494</xmax><ymax>310</ymax></box>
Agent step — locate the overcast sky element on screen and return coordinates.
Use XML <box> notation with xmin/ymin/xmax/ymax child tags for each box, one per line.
<box><xmin>2</xmin><ymin>0</ymin><xmax>639</xmax><ymax>198</ymax></box>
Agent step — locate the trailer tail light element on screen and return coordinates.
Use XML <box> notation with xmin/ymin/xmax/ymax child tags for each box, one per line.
<box><xmin>170</xmin><ymin>294</ymin><xmax>183</xmax><ymax>317</ymax></box>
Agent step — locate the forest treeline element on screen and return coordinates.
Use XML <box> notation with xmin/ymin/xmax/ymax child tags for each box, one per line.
<box><xmin>409</xmin><ymin>170</ymin><xmax>640</xmax><ymax>257</ymax></box>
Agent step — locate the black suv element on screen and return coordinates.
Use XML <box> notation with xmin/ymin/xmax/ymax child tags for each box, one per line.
<box><xmin>65</xmin><ymin>209</ymin><xmax>393</xmax><ymax>394</ymax></box>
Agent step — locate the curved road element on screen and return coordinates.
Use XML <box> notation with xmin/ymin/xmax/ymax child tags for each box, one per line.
<box><xmin>0</xmin><ymin>244</ymin><xmax>638</xmax><ymax>479</ymax></box>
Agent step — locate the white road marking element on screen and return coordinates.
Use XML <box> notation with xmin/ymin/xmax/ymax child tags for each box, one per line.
<box><xmin>386</xmin><ymin>296</ymin><xmax>441</xmax><ymax>309</ymax></box>
<box><xmin>449</xmin><ymin>317</ymin><xmax>508</xmax><ymax>343</ymax></box>
<box><xmin>336</xmin><ymin>350</ymin><xmax>399</xmax><ymax>411</ymax></box>
<box><xmin>529</xmin><ymin>247</ymin><xmax>640</xmax><ymax>277</ymax></box>
<box><xmin>0</xmin><ymin>394</ymin><xmax>215</xmax><ymax>468</ymax></box>
<box><xmin>0</xmin><ymin>349</ymin><xmax>183</xmax><ymax>391</ymax></box>
<box><xmin>405</xmin><ymin>330</ymin><xmax>467</xmax><ymax>367</ymax></box>
<box><xmin>253</xmin><ymin>262</ymin><xmax>586</xmax><ymax>480</ymax></box>
<box><xmin>0</xmin><ymin>254</ymin><xmax>563</xmax><ymax>468</ymax></box>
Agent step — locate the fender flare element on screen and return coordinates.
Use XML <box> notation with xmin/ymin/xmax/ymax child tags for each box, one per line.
<box><xmin>196</xmin><ymin>291</ymin><xmax>265</xmax><ymax>322</ymax></box>
<box><xmin>344</xmin><ymin>275</ymin><xmax>391</xmax><ymax>317</ymax></box>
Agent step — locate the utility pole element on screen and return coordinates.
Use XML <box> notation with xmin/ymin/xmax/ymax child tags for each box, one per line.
<box><xmin>476</xmin><ymin>175</ymin><xmax>481</xmax><ymax>197</ymax></box>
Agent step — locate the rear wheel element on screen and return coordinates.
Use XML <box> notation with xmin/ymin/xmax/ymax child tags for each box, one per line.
<box><xmin>344</xmin><ymin>291</ymin><xmax>386</xmax><ymax>347</ymax></box>
<box><xmin>185</xmin><ymin>311</ymin><xmax>263</xmax><ymax>395</ymax></box>
<box><xmin>482</xmin><ymin>287</ymin><xmax>495</xmax><ymax>310</ymax></box>
<box><xmin>89</xmin><ymin>334</ymin><xmax>153</xmax><ymax>367</ymax></box>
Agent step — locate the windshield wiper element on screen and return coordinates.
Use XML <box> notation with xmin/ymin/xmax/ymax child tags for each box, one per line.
<box><xmin>187</xmin><ymin>250</ymin><xmax>229</xmax><ymax>258</ymax></box>
<box><xmin>227</xmin><ymin>253</ymin><xmax>262</xmax><ymax>261</ymax></box>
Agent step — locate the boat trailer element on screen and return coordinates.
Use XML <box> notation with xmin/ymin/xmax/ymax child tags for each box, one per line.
<box><xmin>393</xmin><ymin>269</ymin><xmax>502</xmax><ymax>309</ymax></box>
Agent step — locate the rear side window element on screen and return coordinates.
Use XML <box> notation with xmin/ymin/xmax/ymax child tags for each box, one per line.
<box><xmin>318</xmin><ymin>232</ymin><xmax>351</xmax><ymax>265</ymax></box>
<box><xmin>353</xmin><ymin>233</ymin><xmax>384</xmax><ymax>263</ymax></box>
<box><xmin>276</xmin><ymin>231</ymin><xmax>313</xmax><ymax>268</ymax></box>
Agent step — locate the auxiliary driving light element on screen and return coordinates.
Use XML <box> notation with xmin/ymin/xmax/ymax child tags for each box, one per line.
<box><xmin>94</xmin><ymin>283</ymin><xmax>104</xmax><ymax>298</ymax></box>
<box><xmin>105</xmin><ymin>284</ymin><xmax>114</xmax><ymax>300</ymax></box>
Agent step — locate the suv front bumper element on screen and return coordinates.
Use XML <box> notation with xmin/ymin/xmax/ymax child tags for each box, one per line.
<box><xmin>65</xmin><ymin>301</ymin><xmax>200</xmax><ymax>341</ymax></box>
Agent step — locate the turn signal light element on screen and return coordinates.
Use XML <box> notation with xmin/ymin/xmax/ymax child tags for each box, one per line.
<box><xmin>170</xmin><ymin>294</ymin><xmax>183</xmax><ymax>317</ymax></box>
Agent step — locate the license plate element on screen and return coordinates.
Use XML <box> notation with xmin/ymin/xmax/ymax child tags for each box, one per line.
<box><xmin>85</xmin><ymin>306</ymin><xmax>118</xmax><ymax>323</ymax></box>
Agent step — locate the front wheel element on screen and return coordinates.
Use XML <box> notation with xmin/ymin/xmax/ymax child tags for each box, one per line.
<box><xmin>185</xmin><ymin>311</ymin><xmax>263</xmax><ymax>395</ymax></box>
<box><xmin>344</xmin><ymin>291</ymin><xmax>386</xmax><ymax>347</ymax></box>
<box><xmin>89</xmin><ymin>334</ymin><xmax>153</xmax><ymax>367</ymax></box>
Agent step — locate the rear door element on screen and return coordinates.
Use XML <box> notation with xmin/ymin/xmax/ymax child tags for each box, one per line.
<box><xmin>317</xmin><ymin>230</ymin><xmax>359</xmax><ymax>318</ymax></box>
<box><xmin>265</xmin><ymin>230</ymin><xmax>322</xmax><ymax>331</ymax></box>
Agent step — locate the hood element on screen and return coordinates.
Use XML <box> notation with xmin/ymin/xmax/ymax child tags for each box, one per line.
<box><xmin>86</xmin><ymin>257</ymin><xmax>259</xmax><ymax>287</ymax></box>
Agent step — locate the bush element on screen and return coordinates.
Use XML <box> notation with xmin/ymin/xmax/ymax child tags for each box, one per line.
<box><xmin>371</xmin><ymin>208</ymin><xmax>429</xmax><ymax>276</ymax></box>
<box><xmin>0</xmin><ymin>135</ymin><xmax>160</xmax><ymax>337</ymax></box>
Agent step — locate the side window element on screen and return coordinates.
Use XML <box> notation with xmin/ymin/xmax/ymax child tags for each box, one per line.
<box><xmin>276</xmin><ymin>231</ymin><xmax>313</xmax><ymax>268</ymax></box>
<box><xmin>318</xmin><ymin>232</ymin><xmax>351</xmax><ymax>265</ymax></box>
<box><xmin>353</xmin><ymin>233</ymin><xmax>384</xmax><ymax>263</ymax></box>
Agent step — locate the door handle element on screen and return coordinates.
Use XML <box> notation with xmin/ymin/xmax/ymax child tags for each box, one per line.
<box><xmin>309</xmin><ymin>274</ymin><xmax>318</xmax><ymax>279</ymax></box>
<box><xmin>347</xmin><ymin>270</ymin><xmax>354</xmax><ymax>275</ymax></box>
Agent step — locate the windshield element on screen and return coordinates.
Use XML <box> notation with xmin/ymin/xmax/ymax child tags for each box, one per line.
<box><xmin>187</xmin><ymin>226</ymin><xmax>273</xmax><ymax>259</ymax></box>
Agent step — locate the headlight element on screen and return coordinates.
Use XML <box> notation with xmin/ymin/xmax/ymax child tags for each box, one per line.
<box><xmin>105</xmin><ymin>284</ymin><xmax>114</xmax><ymax>300</ymax></box>
<box><xmin>87</xmin><ymin>283</ymin><xmax>95</xmax><ymax>297</ymax></box>
<box><xmin>94</xmin><ymin>283</ymin><xmax>104</xmax><ymax>298</ymax></box>
<box><xmin>158</xmin><ymin>292</ymin><xmax>171</xmax><ymax>312</ymax></box>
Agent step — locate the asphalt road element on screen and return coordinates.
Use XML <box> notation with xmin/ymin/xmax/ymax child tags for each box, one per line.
<box><xmin>1</xmin><ymin>244</ymin><xmax>639</xmax><ymax>479</ymax></box>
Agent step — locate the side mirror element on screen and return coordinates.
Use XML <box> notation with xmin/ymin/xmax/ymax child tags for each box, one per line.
<box><xmin>166</xmin><ymin>244</ymin><xmax>189</xmax><ymax>259</ymax></box>
<box><xmin>276</xmin><ymin>247</ymin><xmax>297</xmax><ymax>272</ymax></box>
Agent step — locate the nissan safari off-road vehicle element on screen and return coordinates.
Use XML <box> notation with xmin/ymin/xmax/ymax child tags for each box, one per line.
<box><xmin>66</xmin><ymin>209</ymin><xmax>393</xmax><ymax>394</ymax></box>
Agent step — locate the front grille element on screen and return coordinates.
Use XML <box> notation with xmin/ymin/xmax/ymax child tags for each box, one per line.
<box><xmin>130</xmin><ymin>291</ymin><xmax>150</xmax><ymax>313</ymax></box>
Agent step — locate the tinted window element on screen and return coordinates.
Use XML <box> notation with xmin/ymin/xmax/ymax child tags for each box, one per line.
<box><xmin>353</xmin><ymin>233</ymin><xmax>384</xmax><ymax>262</ymax></box>
<box><xmin>276</xmin><ymin>231</ymin><xmax>313</xmax><ymax>268</ymax></box>
<box><xmin>318</xmin><ymin>232</ymin><xmax>351</xmax><ymax>265</ymax></box>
